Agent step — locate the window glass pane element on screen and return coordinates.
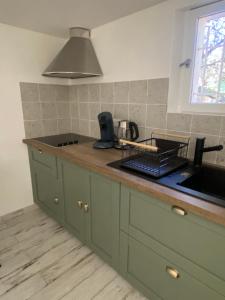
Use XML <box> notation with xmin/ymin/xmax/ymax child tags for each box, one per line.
<box><xmin>191</xmin><ymin>12</ymin><xmax>225</xmax><ymax>104</ymax></box>
<box><xmin>206</xmin><ymin>47</ymin><xmax>223</xmax><ymax>64</ymax></box>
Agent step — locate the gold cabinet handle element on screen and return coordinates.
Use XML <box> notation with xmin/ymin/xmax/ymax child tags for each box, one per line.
<box><xmin>77</xmin><ymin>200</ymin><xmax>83</xmax><ymax>209</ymax></box>
<box><xmin>53</xmin><ymin>197</ymin><xmax>59</xmax><ymax>204</ymax></box>
<box><xmin>38</xmin><ymin>149</ymin><xmax>43</xmax><ymax>154</ymax></box>
<box><xmin>172</xmin><ymin>206</ymin><xmax>187</xmax><ymax>216</ymax></box>
<box><xmin>84</xmin><ymin>203</ymin><xmax>89</xmax><ymax>213</ymax></box>
<box><xmin>166</xmin><ymin>266</ymin><xmax>180</xmax><ymax>279</ymax></box>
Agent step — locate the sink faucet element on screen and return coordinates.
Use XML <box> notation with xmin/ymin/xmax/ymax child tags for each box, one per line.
<box><xmin>194</xmin><ymin>138</ymin><xmax>223</xmax><ymax>167</ymax></box>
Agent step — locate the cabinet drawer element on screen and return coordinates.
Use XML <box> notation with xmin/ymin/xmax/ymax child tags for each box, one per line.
<box><xmin>30</xmin><ymin>147</ymin><xmax>57</xmax><ymax>175</ymax></box>
<box><xmin>120</xmin><ymin>232</ymin><xmax>225</xmax><ymax>300</ymax></box>
<box><xmin>121</xmin><ymin>186</ymin><xmax>225</xmax><ymax>282</ymax></box>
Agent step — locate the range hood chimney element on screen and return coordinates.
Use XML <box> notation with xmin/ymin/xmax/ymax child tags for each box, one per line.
<box><xmin>42</xmin><ymin>27</ymin><xmax>103</xmax><ymax>79</ymax></box>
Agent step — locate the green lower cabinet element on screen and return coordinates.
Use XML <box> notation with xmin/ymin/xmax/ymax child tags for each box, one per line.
<box><xmin>121</xmin><ymin>186</ymin><xmax>225</xmax><ymax>283</ymax></box>
<box><xmin>61</xmin><ymin>159</ymin><xmax>90</xmax><ymax>242</ymax></box>
<box><xmin>61</xmin><ymin>161</ymin><xmax>120</xmax><ymax>269</ymax></box>
<box><xmin>120</xmin><ymin>232</ymin><xmax>225</xmax><ymax>300</ymax></box>
<box><xmin>27</xmin><ymin>146</ymin><xmax>225</xmax><ymax>300</ymax></box>
<box><xmin>28</xmin><ymin>147</ymin><xmax>64</xmax><ymax>223</ymax></box>
<box><xmin>86</xmin><ymin>172</ymin><xmax>120</xmax><ymax>269</ymax></box>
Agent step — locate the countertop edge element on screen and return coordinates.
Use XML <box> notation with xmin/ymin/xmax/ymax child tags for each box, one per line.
<box><xmin>23</xmin><ymin>138</ymin><xmax>225</xmax><ymax>228</ymax></box>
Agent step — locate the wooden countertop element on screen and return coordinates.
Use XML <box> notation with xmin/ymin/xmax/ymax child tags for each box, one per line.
<box><xmin>23</xmin><ymin>138</ymin><xmax>225</xmax><ymax>228</ymax></box>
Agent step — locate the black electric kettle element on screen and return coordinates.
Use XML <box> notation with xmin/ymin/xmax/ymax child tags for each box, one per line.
<box><xmin>115</xmin><ymin>120</ymin><xmax>139</xmax><ymax>149</ymax></box>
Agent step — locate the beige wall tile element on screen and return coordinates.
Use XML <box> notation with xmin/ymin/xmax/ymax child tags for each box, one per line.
<box><xmin>137</xmin><ymin>127</ymin><xmax>146</xmax><ymax>140</ymax></box>
<box><xmin>55</xmin><ymin>85</ymin><xmax>69</xmax><ymax>102</ymax></box>
<box><xmin>129</xmin><ymin>104</ymin><xmax>146</xmax><ymax>127</ymax></box>
<box><xmin>114</xmin><ymin>82</ymin><xmax>129</xmax><ymax>103</ymax></box>
<box><xmin>20</xmin><ymin>80</ymin><xmax>225</xmax><ymax>168</ymax></box>
<box><xmin>24</xmin><ymin>121</ymin><xmax>42</xmax><ymax>138</ymax></box>
<box><xmin>148</xmin><ymin>78</ymin><xmax>169</xmax><ymax>104</ymax></box>
<box><xmin>20</xmin><ymin>83</ymin><xmax>39</xmax><ymax>102</ymax></box>
<box><xmin>56</xmin><ymin>102</ymin><xmax>70</xmax><ymax>118</ymax></box>
<box><xmin>144</xmin><ymin>127</ymin><xmax>166</xmax><ymax>138</ymax></box>
<box><xmin>42</xmin><ymin>120</ymin><xmax>57</xmax><ymax>136</ymax></box>
<box><xmin>77</xmin><ymin>85</ymin><xmax>89</xmax><ymax>102</ymax></box>
<box><xmin>89</xmin><ymin>103</ymin><xmax>100</xmax><ymax>121</ymax></box>
<box><xmin>220</xmin><ymin>117</ymin><xmax>225</xmax><ymax>136</ymax></box>
<box><xmin>57</xmin><ymin>119</ymin><xmax>71</xmax><ymax>134</ymax></box>
<box><xmin>79</xmin><ymin>119</ymin><xmax>90</xmax><ymax>136</ymax></box>
<box><xmin>101</xmin><ymin>103</ymin><xmax>114</xmax><ymax>116</ymax></box>
<box><xmin>39</xmin><ymin>84</ymin><xmax>56</xmax><ymax>102</ymax></box>
<box><xmin>71</xmin><ymin>118</ymin><xmax>79</xmax><ymax>133</ymax></box>
<box><xmin>89</xmin><ymin>84</ymin><xmax>100</xmax><ymax>102</ymax></box>
<box><xmin>90</xmin><ymin>120</ymin><xmax>100</xmax><ymax>138</ymax></box>
<box><xmin>167</xmin><ymin>113</ymin><xmax>192</xmax><ymax>132</ymax></box>
<box><xmin>144</xmin><ymin>127</ymin><xmax>154</xmax><ymax>138</ymax></box>
<box><xmin>70</xmin><ymin>102</ymin><xmax>79</xmax><ymax>119</ymax></box>
<box><xmin>22</xmin><ymin>102</ymin><xmax>41</xmax><ymax>120</ymax></box>
<box><xmin>79</xmin><ymin>103</ymin><xmax>89</xmax><ymax>120</ymax></box>
<box><xmin>129</xmin><ymin>80</ymin><xmax>148</xmax><ymax>104</ymax></box>
<box><xmin>146</xmin><ymin>105</ymin><xmax>167</xmax><ymax>129</ymax></box>
<box><xmin>114</xmin><ymin>104</ymin><xmax>128</xmax><ymax>120</ymax></box>
<box><xmin>100</xmin><ymin>83</ymin><xmax>114</xmax><ymax>103</ymax></box>
<box><xmin>41</xmin><ymin>103</ymin><xmax>57</xmax><ymax>120</ymax></box>
<box><xmin>216</xmin><ymin>137</ymin><xmax>225</xmax><ymax>166</ymax></box>
<box><xmin>69</xmin><ymin>86</ymin><xmax>78</xmax><ymax>102</ymax></box>
<box><xmin>191</xmin><ymin>115</ymin><xmax>221</xmax><ymax>135</ymax></box>
<box><xmin>165</xmin><ymin>130</ymin><xmax>191</xmax><ymax>143</ymax></box>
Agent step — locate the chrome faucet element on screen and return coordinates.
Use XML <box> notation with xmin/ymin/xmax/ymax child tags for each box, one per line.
<box><xmin>193</xmin><ymin>138</ymin><xmax>223</xmax><ymax>167</ymax></box>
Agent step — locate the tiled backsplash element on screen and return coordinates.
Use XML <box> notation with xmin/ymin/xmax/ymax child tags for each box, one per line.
<box><xmin>69</xmin><ymin>79</ymin><xmax>169</xmax><ymax>140</ymax></box>
<box><xmin>20</xmin><ymin>79</ymin><xmax>225</xmax><ymax>166</ymax></box>
<box><xmin>20</xmin><ymin>82</ymin><xmax>70</xmax><ymax>137</ymax></box>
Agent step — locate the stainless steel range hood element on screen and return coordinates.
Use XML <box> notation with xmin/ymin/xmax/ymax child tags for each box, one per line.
<box><xmin>42</xmin><ymin>27</ymin><xmax>103</xmax><ymax>79</ymax></box>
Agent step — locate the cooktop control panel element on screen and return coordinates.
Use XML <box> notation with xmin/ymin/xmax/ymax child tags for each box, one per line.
<box><xmin>35</xmin><ymin>133</ymin><xmax>95</xmax><ymax>147</ymax></box>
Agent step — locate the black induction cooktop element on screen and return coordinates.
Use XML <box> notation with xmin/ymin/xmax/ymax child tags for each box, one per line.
<box><xmin>34</xmin><ymin>133</ymin><xmax>95</xmax><ymax>147</ymax></box>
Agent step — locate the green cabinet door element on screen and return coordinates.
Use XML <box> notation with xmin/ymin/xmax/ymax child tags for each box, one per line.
<box><xmin>86</xmin><ymin>172</ymin><xmax>120</xmax><ymax>269</ymax></box>
<box><xmin>29</xmin><ymin>149</ymin><xmax>64</xmax><ymax>224</ymax></box>
<box><xmin>61</xmin><ymin>160</ymin><xmax>90</xmax><ymax>242</ymax></box>
<box><xmin>120</xmin><ymin>232</ymin><xmax>225</xmax><ymax>300</ymax></box>
<box><xmin>120</xmin><ymin>186</ymin><xmax>225</xmax><ymax>283</ymax></box>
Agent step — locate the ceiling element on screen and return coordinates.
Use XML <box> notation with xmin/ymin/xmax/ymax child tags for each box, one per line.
<box><xmin>0</xmin><ymin>0</ymin><xmax>166</xmax><ymax>38</ymax></box>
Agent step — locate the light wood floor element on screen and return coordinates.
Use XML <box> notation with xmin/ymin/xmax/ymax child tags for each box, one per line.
<box><xmin>0</xmin><ymin>205</ymin><xmax>147</xmax><ymax>300</ymax></box>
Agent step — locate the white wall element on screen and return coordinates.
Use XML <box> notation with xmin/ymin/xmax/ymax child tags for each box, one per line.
<box><xmin>73</xmin><ymin>0</ymin><xmax>173</xmax><ymax>84</ymax></box>
<box><xmin>73</xmin><ymin>0</ymin><xmax>216</xmax><ymax>85</ymax></box>
<box><xmin>0</xmin><ymin>23</ymin><xmax>67</xmax><ymax>216</ymax></box>
<box><xmin>0</xmin><ymin>0</ymin><xmax>215</xmax><ymax>216</ymax></box>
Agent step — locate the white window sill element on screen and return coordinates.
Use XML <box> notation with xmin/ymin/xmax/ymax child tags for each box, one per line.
<box><xmin>181</xmin><ymin>104</ymin><xmax>225</xmax><ymax>115</ymax></box>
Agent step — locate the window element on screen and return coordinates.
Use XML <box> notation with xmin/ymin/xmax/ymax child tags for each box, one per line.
<box><xmin>192</xmin><ymin>11</ymin><xmax>225</xmax><ymax>104</ymax></box>
<box><xmin>168</xmin><ymin>1</ymin><xmax>225</xmax><ymax>114</ymax></box>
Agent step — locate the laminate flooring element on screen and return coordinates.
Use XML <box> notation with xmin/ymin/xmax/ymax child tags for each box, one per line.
<box><xmin>0</xmin><ymin>205</ymin><xmax>147</xmax><ymax>300</ymax></box>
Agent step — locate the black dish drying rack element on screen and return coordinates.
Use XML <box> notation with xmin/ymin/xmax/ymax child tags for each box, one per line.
<box><xmin>119</xmin><ymin>132</ymin><xmax>190</xmax><ymax>178</ymax></box>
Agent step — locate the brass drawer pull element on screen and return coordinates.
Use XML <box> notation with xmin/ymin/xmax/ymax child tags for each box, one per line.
<box><xmin>84</xmin><ymin>203</ymin><xmax>89</xmax><ymax>213</ymax></box>
<box><xmin>38</xmin><ymin>149</ymin><xmax>43</xmax><ymax>154</ymax></box>
<box><xmin>53</xmin><ymin>197</ymin><xmax>59</xmax><ymax>204</ymax></box>
<box><xmin>166</xmin><ymin>266</ymin><xmax>180</xmax><ymax>279</ymax></box>
<box><xmin>172</xmin><ymin>206</ymin><xmax>187</xmax><ymax>216</ymax></box>
<box><xmin>77</xmin><ymin>200</ymin><xmax>83</xmax><ymax>209</ymax></box>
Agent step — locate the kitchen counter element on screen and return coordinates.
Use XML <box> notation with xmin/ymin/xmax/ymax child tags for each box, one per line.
<box><xmin>23</xmin><ymin>137</ymin><xmax>225</xmax><ymax>227</ymax></box>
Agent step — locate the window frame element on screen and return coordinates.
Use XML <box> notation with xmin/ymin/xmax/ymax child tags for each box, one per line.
<box><xmin>169</xmin><ymin>0</ymin><xmax>225</xmax><ymax>115</ymax></box>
